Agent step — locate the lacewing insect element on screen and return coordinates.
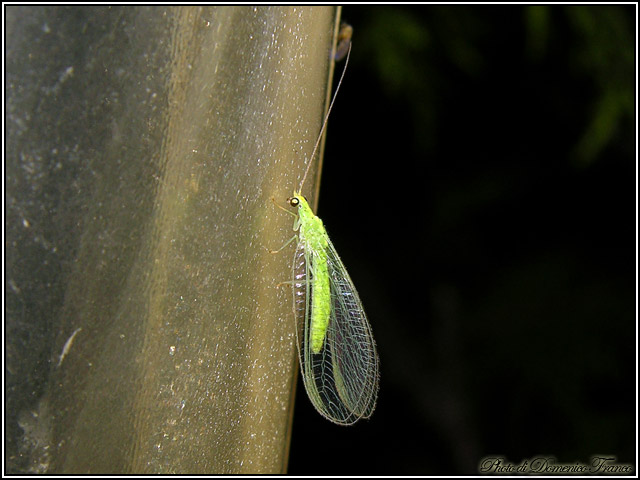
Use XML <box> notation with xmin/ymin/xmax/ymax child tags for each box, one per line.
<box><xmin>272</xmin><ymin>38</ymin><xmax>379</xmax><ymax>425</ymax></box>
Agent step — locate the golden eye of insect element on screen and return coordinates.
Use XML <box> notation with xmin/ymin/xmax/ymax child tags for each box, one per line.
<box><xmin>289</xmin><ymin>197</ymin><xmax>300</xmax><ymax>207</ymax></box>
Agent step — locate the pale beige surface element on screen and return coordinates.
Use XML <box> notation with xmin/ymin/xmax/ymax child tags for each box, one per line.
<box><xmin>7</xmin><ymin>5</ymin><xmax>340</xmax><ymax>474</ymax></box>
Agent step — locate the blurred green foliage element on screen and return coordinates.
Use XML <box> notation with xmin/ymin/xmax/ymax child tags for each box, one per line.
<box><xmin>353</xmin><ymin>5</ymin><xmax>633</xmax><ymax>164</ymax></box>
<box><xmin>562</xmin><ymin>6</ymin><xmax>634</xmax><ymax>165</ymax></box>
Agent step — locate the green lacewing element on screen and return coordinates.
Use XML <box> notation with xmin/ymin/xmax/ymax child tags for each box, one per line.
<box><xmin>272</xmin><ymin>39</ymin><xmax>379</xmax><ymax>425</ymax></box>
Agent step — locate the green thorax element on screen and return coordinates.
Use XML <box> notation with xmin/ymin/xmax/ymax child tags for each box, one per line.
<box><xmin>293</xmin><ymin>192</ymin><xmax>328</xmax><ymax>252</ymax></box>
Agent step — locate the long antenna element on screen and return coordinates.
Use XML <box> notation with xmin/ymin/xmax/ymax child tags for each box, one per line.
<box><xmin>298</xmin><ymin>41</ymin><xmax>352</xmax><ymax>193</ymax></box>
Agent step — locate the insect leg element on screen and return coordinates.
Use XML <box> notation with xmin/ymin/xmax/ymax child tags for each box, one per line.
<box><xmin>268</xmin><ymin>235</ymin><xmax>297</xmax><ymax>254</ymax></box>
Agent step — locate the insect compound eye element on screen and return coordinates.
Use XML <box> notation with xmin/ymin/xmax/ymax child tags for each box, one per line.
<box><xmin>289</xmin><ymin>197</ymin><xmax>300</xmax><ymax>207</ymax></box>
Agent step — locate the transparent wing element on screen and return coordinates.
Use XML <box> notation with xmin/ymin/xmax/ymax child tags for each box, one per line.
<box><xmin>292</xmin><ymin>238</ymin><xmax>379</xmax><ymax>425</ymax></box>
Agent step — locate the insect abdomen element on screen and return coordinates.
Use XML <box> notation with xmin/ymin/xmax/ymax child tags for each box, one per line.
<box><xmin>310</xmin><ymin>247</ymin><xmax>330</xmax><ymax>353</ymax></box>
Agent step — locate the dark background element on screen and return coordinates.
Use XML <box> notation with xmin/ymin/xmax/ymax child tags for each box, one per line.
<box><xmin>288</xmin><ymin>5</ymin><xmax>636</xmax><ymax>475</ymax></box>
